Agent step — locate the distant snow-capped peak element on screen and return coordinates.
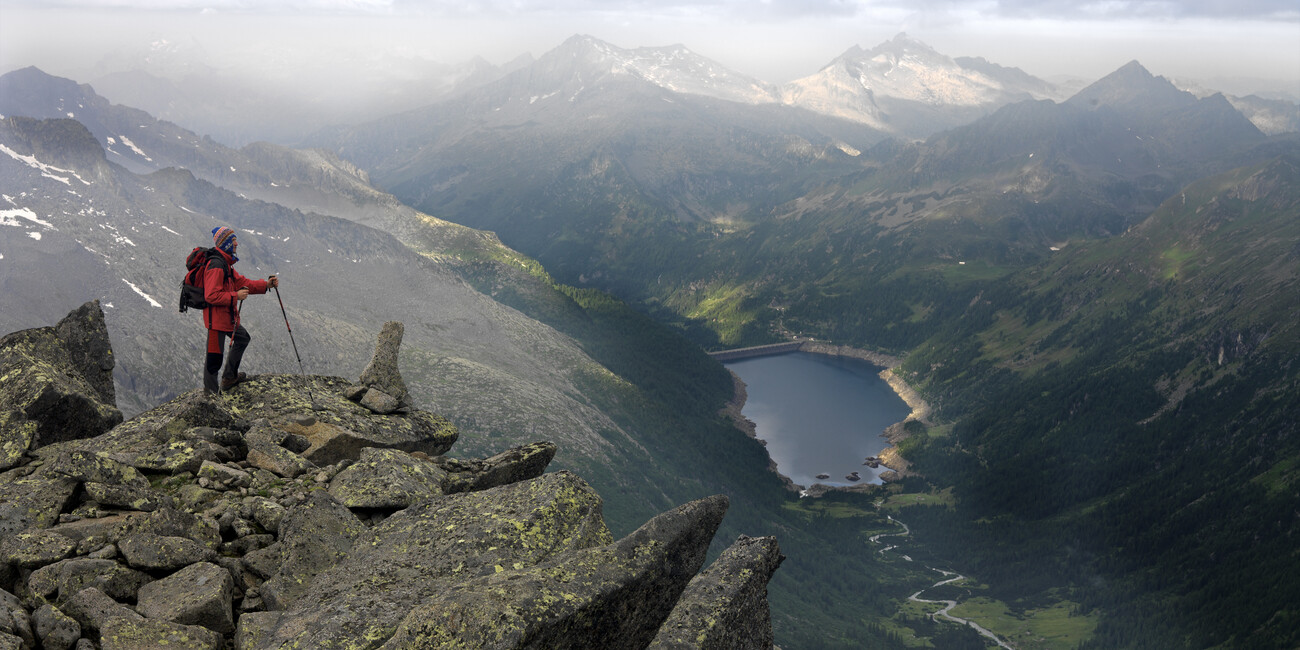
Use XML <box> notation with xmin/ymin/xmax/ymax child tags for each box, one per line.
<box><xmin>543</xmin><ymin>35</ymin><xmax>777</xmax><ymax>104</ymax></box>
<box><xmin>781</xmin><ymin>33</ymin><xmax>1058</xmax><ymax>129</ymax></box>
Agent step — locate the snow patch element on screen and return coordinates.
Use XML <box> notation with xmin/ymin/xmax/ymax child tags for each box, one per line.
<box><xmin>28</xmin><ymin>231</ymin><xmax>42</xmax><ymax>241</ymax></box>
<box><xmin>0</xmin><ymin>144</ymin><xmax>91</xmax><ymax>185</ymax></box>
<box><xmin>122</xmin><ymin>279</ymin><xmax>162</xmax><ymax>308</ymax></box>
<box><xmin>2</xmin><ymin>195</ymin><xmax>14</xmax><ymax>205</ymax></box>
<box><xmin>160</xmin><ymin>225</ymin><xmax>182</xmax><ymax>236</ymax></box>
<box><xmin>118</xmin><ymin>136</ymin><xmax>152</xmax><ymax>161</ymax></box>
<box><xmin>66</xmin><ymin>112</ymin><xmax>75</xmax><ymax>118</ymax></box>
<box><xmin>0</xmin><ymin>207</ymin><xmax>54</xmax><ymax>229</ymax></box>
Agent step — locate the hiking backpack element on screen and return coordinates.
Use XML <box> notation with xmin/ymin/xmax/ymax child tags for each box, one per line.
<box><xmin>178</xmin><ymin>247</ymin><xmax>232</xmax><ymax>313</ymax></box>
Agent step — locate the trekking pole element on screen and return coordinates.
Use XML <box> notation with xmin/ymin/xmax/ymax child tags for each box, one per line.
<box><xmin>272</xmin><ymin>283</ymin><xmax>315</xmax><ymax>405</ymax></box>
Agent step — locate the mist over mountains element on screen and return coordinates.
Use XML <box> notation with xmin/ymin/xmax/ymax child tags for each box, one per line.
<box><xmin>2</xmin><ymin>28</ymin><xmax>1300</xmax><ymax>649</ymax></box>
<box><xmin>76</xmin><ymin>32</ymin><xmax>1299</xmax><ymax>147</ymax></box>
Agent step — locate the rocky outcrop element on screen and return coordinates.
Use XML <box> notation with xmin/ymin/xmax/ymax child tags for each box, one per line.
<box><xmin>0</xmin><ymin>301</ymin><xmax>122</xmax><ymax>471</ymax></box>
<box><xmin>0</xmin><ymin>306</ymin><xmax>782</xmax><ymax>649</ymax></box>
<box><xmin>651</xmin><ymin>535</ymin><xmax>784</xmax><ymax>649</ymax></box>
<box><xmin>354</xmin><ymin>321</ymin><xmax>411</xmax><ymax>412</ymax></box>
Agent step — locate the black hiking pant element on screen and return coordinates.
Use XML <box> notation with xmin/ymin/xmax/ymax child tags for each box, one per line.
<box><xmin>204</xmin><ymin>325</ymin><xmax>250</xmax><ymax>394</ymax></box>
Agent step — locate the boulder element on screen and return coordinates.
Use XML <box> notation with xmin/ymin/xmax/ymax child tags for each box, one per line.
<box><xmin>247</xmin><ymin>471</ymin><xmax>612</xmax><ymax>649</ymax></box>
<box><xmin>104</xmin><ymin>439</ymin><xmax>224</xmax><ymax>475</ymax></box>
<box><xmin>256</xmin><ymin>490</ymin><xmax>370</xmax><ymax>611</ymax></box>
<box><xmin>242</xmin><ymin>423</ymin><xmax>315</xmax><ymax>479</ymax></box>
<box><xmin>25</xmin><ymin>558</ymin><xmax>151</xmax><ymax>606</ymax></box>
<box><xmin>358</xmin><ymin>388</ymin><xmax>401</xmax><ymax>415</ymax></box>
<box><xmin>222</xmin><ymin>375</ymin><xmax>458</xmax><ymax>465</ymax></box>
<box><xmin>0</xmin><ymin>301</ymin><xmax>122</xmax><ymax>470</ymax></box>
<box><xmin>649</xmin><ymin>535</ymin><xmax>784</xmax><ymax>649</ymax></box>
<box><xmin>62</xmin><ymin>587</ymin><xmax>142</xmax><ymax>639</ymax></box>
<box><xmin>357</xmin><ymin>321</ymin><xmax>410</xmax><ymax>408</ymax></box>
<box><xmin>0</xmin><ymin>530</ymin><xmax>76</xmax><ymax>569</ymax></box>
<box><xmin>83</xmin><ymin>482</ymin><xmax>170</xmax><ymax>512</ymax></box>
<box><xmin>47</xmin><ymin>451</ymin><xmax>148</xmax><ymax>489</ymax></box>
<box><xmin>436</xmin><ymin>441</ymin><xmax>558</xmax><ymax>494</ymax></box>
<box><xmin>0</xmin><ymin>472</ymin><xmax>79</xmax><ymax>538</ymax></box>
<box><xmin>52</xmin><ymin>301</ymin><xmax>116</xmax><ymax>405</ymax></box>
<box><xmin>117</xmin><ymin>534</ymin><xmax>217</xmax><ymax>572</ymax></box>
<box><xmin>31</xmin><ymin>603</ymin><xmax>79</xmax><ymax>650</ymax></box>
<box><xmin>380</xmin><ymin>494</ymin><xmax>729</xmax><ymax>650</ymax></box>
<box><xmin>326</xmin><ymin>447</ymin><xmax>446</xmax><ymax>509</ymax></box>
<box><xmin>0</xmin><ymin>589</ymin><xmax>35</xmax><ymax>649</ymax></box>
<box><xmin>98</xmin><ymin>616</ymin><xmax>221</xmax><ymax>650</ymax></box>
<box><xmin>196</xmin><ymin>461</ymin><xmax>251</xmax><ymax>491</ymax></box>
<box><xmin>135</xmin><ymin>562</ymin><xmax>234</xmax><ymax>635</ymax></box>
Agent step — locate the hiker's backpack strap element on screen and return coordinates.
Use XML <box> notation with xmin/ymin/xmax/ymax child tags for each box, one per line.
<box><xmin>204</xmin><ymin>250</ymin><xmax>236</xmax><ymax>322</ymax></box>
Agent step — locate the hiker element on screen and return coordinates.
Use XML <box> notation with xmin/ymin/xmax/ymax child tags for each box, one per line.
<box><xmin>202</xmin><ymin>226</ymin><xmax>279</xmax><ymax>394</ymax></box>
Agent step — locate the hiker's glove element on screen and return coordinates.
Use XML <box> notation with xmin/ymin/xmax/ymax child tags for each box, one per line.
<box><xmin>236</xmin><ymin>289</ymin><xmax>250</xmax><ymax>301</ymax></box>
<box><xmin>268</xmin><ymin>275</ymin><xmax>279</xmax><ymax>288</ymax></box>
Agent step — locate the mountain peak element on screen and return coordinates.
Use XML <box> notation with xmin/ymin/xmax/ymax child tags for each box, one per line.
<box><xmin>1067</xmin><ymin>60</ymin><xmax>1196</xmax><ymax>112</ymax></box>
<box><xmin>535</xmin><ymin>35</ymin><xmax>776</xmax><ymax>104</ymax></box>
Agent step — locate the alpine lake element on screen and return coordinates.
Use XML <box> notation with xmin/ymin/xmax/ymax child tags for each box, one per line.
<box><xmin>724</xmin><ymin>351</ymin><xmax>911</xmax><ymax>490</ymax></box>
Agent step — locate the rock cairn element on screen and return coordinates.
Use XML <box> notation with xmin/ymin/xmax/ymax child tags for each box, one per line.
<box><xmin>0</xmin><ymin>302</ymin><xmax>783</xmax><ymax>649</ymax></box>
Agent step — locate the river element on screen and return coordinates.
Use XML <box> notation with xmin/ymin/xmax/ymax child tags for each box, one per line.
<box><xmin>724</xmin><ymin>351</ymin><xmax>911</xmax><ymax>489</ymax></box>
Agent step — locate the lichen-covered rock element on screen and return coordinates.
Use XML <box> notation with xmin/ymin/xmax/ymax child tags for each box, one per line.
<box><xmin>248</xmin><ymin>471</ymin><xmax>612</xmax><ymax>649</ymax></box>
<box><xmin>0</xmin><ymin>301</ymin><xmax>122</xmax><ymax>469</ymax></box>
<box><xmin>358</xmin><ymin>387</ymin><xmax>401</xmax><ymax>415</ymax></box>
<box><xmin>32</xmin><ymin>603</ymin><xmax>79</xmax><ymax>650</ymax></box>
<box><xmin>380</xmin><ymin>494</ymin><xmax>729</xmax><ymax>650</ymax></box>
<box><xmin>649</xmin><ymin>535</ymin><xmax>783</xmax><ymax>649</ymax></box>
<box><xmin>222</xmin><ymin>375</ymin><xmax>458</xmax><ymax>465</ymax></box>
<box><xmin>104</xmin><ymin>439</ymin><xmax>224</xmax><ymax>475</ymax></box>
<box><xmin>98</xmin><ymin>616</ymin><xmax>221</xmax><ymax>650</ymax></box>
<box><xmin>0</xmin><ymin>589</ymin><xmax>35</xmax><ymax>649</ymax></box>
<box><xmin>257</xmin><ymin>490</ymin><xmax>370</xmax><ymax>611</ymax></box>
<box><xmin>52</xmin><ymin>301</ymin><xmax>116</xmax><ymax>406</ymax></box>
<box><xmin>326</xmin><ymin>447</ymin><xmax>446</xmax><ymax>509</ymax></box>
<box><xmin>83</xmin><ymin>482</ymin><xmax>171</xmax><ymax>512</ymax></box>
<box><xmin>62</xmin><ymin>587</ymin><xmax>143</xmax><ymax>640</ymax></box>
<box><xmin>437</xmin><ymin>441</ymin><xmax>558</xmax><ymax>494</ymax></box>
<box><xmin>197</xmin><ymin>461</ymin><xmax>251</xmax><ymax>490</ymax></box>
<box><xmin>135</xmin><ymin>562</ymin><xmax>234</xmax><ymax>635</ymax></box>
<box><xmin>0</xmin><ymin>472</ymin><xmax>79</xmax><ymax>537</ymax></box>
<box><xmin>246</xmin><ymin>498</ymin><xmax>285</xmax><ymax>535</ymax></box>
<box><xmin>357</xmin><ymin>321</ymin><xmax>410</xmax><ymax>407</ymax></box>
<box><xmin>47</xmin><ymin>451</ymin><xmax>147</xmax><ymax>489</ymax></box>
<box><xmin>242</xmin><ymin>424</ymin><xmax>315</xmax><ymax>479</ymax></box>
<box><xmin>0</xmin><ymin>530</ymin><xmax>76</xmax><ymax>569</ymax></box>
<box><xmin>117</xmin><ymin>534</ymin><xmax>217</xmax><ymax>572</ymax></box>
<box><xmin>25</xmin><ymin>558</ymin><xmax>151</xmax><ymax>606</ymax></box>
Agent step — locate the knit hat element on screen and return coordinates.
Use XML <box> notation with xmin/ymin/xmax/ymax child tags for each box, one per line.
<box><xmin>212</xmin><ymin>226</ymin><xmax>237</xmax><ymax>255</ymax></box>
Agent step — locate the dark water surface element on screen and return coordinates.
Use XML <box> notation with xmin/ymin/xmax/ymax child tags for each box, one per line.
<box><xmin>725</xmin><ymin>352</ymin><xmax>911</xmax><ymax>489</ymax></box>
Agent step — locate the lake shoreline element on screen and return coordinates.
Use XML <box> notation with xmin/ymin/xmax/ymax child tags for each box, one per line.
<box><xmin>717</xmin><ymin>341</ymin><xmax>933</xmax><ymax>496</ymax></box>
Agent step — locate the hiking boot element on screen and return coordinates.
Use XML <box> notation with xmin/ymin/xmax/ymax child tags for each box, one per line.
<box><xmin>221</xmin><ymin>372</ymin><xmax>247</xmax><ymax>390</ymax></box>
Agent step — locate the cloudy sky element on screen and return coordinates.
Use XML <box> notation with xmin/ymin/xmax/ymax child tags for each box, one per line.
<box><xmin>2</xmin><ymin>0</ymin><xmax>1298</xmax><ymax>96</ymax></box>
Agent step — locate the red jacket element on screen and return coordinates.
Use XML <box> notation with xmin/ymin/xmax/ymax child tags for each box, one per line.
<box><xmin>202</xmin><ymin>248</ymin><xmax>268</xmax><ymax>332</ymax></box>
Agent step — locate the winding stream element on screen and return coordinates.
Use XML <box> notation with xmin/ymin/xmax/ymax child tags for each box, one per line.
<box><xmin>871</xmin><ymin>515</ymin><xmax>1015</xmax><ymax>649</ymax></box>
